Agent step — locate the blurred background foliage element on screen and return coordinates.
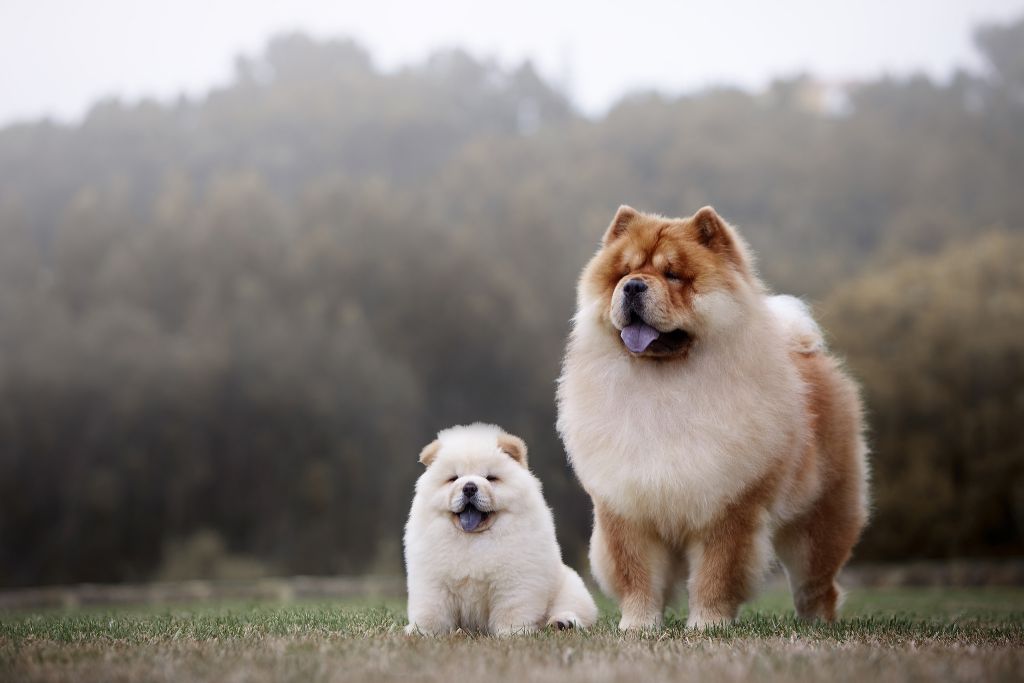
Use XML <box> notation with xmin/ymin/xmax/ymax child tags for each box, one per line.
<box><xmin>0</xmin><ymin>16</ymin><xmax>1023</xmax><ymax>587</ymax></box>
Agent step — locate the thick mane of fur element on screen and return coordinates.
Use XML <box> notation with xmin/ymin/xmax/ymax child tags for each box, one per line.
<box><xmin>557</xmin><ymin>206</ymin><xmax>868</xmax><ymax>631</ymax></box>
<box><xmin>560</xmin><ymin>287</ymin><xmax>809</xmax><ymax>529</ymax></box>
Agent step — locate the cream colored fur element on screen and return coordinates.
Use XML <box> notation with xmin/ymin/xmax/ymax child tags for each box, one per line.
<box><xmin>404</xmin><ymin>423</ymin><xmax>598</xmax><ymax>635</ymax></box>
<box><xmin>559</xmin><ymin>291</ymin><xmax>815</xmax><ymax>534</ymax></box>
<box><xmin>557</xmin><ymin>222</ymin><xmax>864</xmax><ymax>630</ymax></box>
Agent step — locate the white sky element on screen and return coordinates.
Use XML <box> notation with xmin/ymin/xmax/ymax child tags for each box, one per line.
<box><xmin>2</xmin><ymin>0</ymin><xmax>1023</xmax><ymax>125</ymax></box>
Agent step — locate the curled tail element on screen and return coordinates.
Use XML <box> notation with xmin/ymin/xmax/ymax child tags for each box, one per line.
<box><xmin>767</xmin><ymin>295</ymin><xmax>825</xmax><ymax>356</ymax></box>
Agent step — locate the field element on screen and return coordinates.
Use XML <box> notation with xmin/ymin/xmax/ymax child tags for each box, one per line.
<box><xmin>2</xmin><ymin>587</ymin><xmax>1023</xmax><ymax>682</ymax></box>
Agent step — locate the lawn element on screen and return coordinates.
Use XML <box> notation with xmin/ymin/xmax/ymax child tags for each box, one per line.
<box><xmin>2</xmin><ymin>587</ymin><xmax>1022</xmax><ymax>682</ymax></box>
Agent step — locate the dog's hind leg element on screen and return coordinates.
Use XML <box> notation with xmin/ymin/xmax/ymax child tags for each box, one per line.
<box><xmin>546</xmin><ymin>565</ymin><xmax>598</xmax><ymax>630</ymax></box>
<box><xmin>775</xmin><ymin>483</ymin><xmax>866</xmax><ymax>622</ymax></box>
<box><xmin>776</xmin><ymin>353</ymin><xmax>869</xmax><ymax>622</ymax></box>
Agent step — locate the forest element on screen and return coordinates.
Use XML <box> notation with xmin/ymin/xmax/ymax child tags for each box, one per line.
<box><xmin>0</xmin><ymin>16</ymin><xmax>1022</xmax><ymax>587</ymax></box>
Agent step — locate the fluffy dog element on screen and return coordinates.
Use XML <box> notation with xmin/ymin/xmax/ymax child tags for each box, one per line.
<box><xmin>556</xmin><ymin>205</ymin><xmax>869</xmax><ymax>630</ymax></box>
<box><xmin>404</xmin><ymin>423</ymin><xmax>598</xmax><ymax>635</ymax></box>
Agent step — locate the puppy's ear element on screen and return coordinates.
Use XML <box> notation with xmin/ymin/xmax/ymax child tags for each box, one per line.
<box><xmin>496</xmin><ymin>433</ymin><xmax>528</xmax><ymax>467</ymax></box>
<box><xmin>602</xmin><ymin>205</ymin><xmax>638</xmax><ymax>245</ymax></box>
<box><xmin>418</xmin><ymin>439</ymin><xmax>441</xmax><ymax>467</ymax></box>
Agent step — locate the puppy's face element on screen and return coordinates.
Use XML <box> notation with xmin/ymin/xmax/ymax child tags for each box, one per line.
<box><xmin>416</xmin><ymin>431</ymin><xmax>531</xmax><ymax>534</ymax></box>
<box><xmin>578</xmin><ymin>205</ymin><xmax>755</xmax><ymax>360</ymax></box>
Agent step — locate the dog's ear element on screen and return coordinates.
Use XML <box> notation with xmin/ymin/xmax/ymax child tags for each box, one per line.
<box><xmin>496</xmin><ymin>433</ymin><xmax>528</xmax><ymax>467</ymax></box>
<box><xmin>689</xmin><ymin>206</ymin><xmax>750</xmax><ymax>272</ymax></box>
<box><xmin>691</xmin><ymin>206</ymin><xmax>732</xmax><ymax>251</ymax></box>
<box><xmin>418</xmin><ymin>439</ymin><xmax>441</xmax><ymax>467</ymax></box>
<box><xmin>602</xmin><ymin>205</ymin><xmax>638</xmax><ymax>245</ymax></box>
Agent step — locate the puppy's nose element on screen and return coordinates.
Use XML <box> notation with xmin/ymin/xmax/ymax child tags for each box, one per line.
<box><xmin>623</xmin><ymin>278</ymin><xmax>647</xmax><ymax>297</ymax></box>
<box><xmin>462</xmin><ymin>482</ymin><xmax>477</xmax><ymax>497</ymax></box>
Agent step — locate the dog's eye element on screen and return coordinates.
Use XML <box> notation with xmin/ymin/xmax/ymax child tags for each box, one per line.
<box><xmin>447</xmin><ymin>476</ymin><xmax>458</xmax><ymax>483</ymax></box>
<box><xmin>665</xmin><ymin>270</ymin><xmax>680</xmax><ymax>281</ymax></box>
<box><xmin>486</xmin><ymin>475</ymin><xmax>499</xmax><ymax>482</ymax></box>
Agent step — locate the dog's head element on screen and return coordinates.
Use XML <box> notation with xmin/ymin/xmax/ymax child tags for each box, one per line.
<box><xmin>414</xmin><ymin>423</ymin><xmax>534</xmax><ymax>534</ymax></box>
<box><xmin>577</xmin><ymin>205</ymin><xmax>759</xmax><ymax>360</ymax></box>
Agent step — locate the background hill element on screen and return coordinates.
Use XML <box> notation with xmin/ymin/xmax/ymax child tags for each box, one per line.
<box><xmin>1</xmin><ymin>18</ymin><xmax>1022</xmax><ymax>587</ymax></box>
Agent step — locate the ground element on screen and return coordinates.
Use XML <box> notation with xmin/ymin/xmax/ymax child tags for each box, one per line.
<box><xmin>2</xmin><ymin>587</ymin><xmax>1022</xmax><ymax>682</ymax></box>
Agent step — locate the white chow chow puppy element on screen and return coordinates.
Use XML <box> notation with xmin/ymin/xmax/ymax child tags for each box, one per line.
<box><xmin>404</xmin><ymin>423</ymin><xmax>598</xmax><ymax>635</ymax></box>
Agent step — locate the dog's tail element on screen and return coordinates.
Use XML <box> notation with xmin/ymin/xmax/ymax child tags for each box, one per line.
<box><xmin>767</xmin><ymin>295</ymin><xmax>825</xmax><ymax>356</ymax></box>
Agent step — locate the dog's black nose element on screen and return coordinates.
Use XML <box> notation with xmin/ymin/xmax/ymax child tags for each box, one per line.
<box><xmin>623</xmin><ymin>278</ymin><xmax>647</xmax><ymax>297</ymax></box>
<box><xmin>463</xmin><ymin>482</ymin><xmax>477</xmax><ymax>497</ymax></box>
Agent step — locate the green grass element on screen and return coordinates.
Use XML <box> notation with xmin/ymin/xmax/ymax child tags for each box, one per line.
<box><xmin>2</xmin><ymin>588</ymin><xmax>1023</xmax><ymax>682</ymax></box>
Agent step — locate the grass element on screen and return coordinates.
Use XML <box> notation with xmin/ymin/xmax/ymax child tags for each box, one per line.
<box><xmin>2</xmin><ymin>587</ymin><xmax>1022</xmax><ymax>682</ymax></box>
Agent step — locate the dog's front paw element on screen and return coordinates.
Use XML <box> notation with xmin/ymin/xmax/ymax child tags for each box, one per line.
<box><xmin>405</xmin><ymin>622</ymin><xmax>451</xmax><ymax>636</ymax></box>
<box><xmin>685</xmin><ymin>608</ymin><xmax>734</xmax><ymax>631</ymax></box>
<box><xmin>618</xmin><ymin>613</ymin><xmax>662</xmax><ymax>632</ymax></box>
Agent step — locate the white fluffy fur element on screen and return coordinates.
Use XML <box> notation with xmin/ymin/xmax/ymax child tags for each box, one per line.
<box><xmin>404</xmin><ymin>423</ymin><xmax>598</xmax><ymax>635</ymax></box>
<box><xmin>558</xmin><ymin>275</ymin><xmax>829</xmax><ymax>626</ymax></box>
<box><xmin>558</xmin><ymin>290</ymin><xmax>821</xmax><ymax>532</ymax></box>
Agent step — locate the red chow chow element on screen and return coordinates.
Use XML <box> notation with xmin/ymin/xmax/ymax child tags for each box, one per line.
<box><xmin>557</xmin><ymin>205</ymin><xmax>869</xmax><ymax>630</ymax></box>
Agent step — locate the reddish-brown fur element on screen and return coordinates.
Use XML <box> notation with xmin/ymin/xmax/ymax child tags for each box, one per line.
<box><xmin>594</xmin><ymin>503</ymin><xmax>662</xmax><ymax>621</ymax></box>
<box><xmin>569</xmin><ymin>206</ymin><xmax>868</xmax><ymax>627</ymax></box>
<box><xmin>581</xmin><ymin>206</ymin><xmax>752</xmax><ymax>361</ymax></box>
<box><xmin>774</xmin><ymin>351</ymin><xmax>868</xmax><ymax>620</ymax></box>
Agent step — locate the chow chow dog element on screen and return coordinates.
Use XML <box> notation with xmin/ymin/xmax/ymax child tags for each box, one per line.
<box><xmin>404</xmin><ymin>423</ymin><xmax>598</xmax><ymax>635</ymax></box>
<box><xmin>556</xmin><ymin>205</ymin><xmax>869</xmax><ymax>630</ymax></box>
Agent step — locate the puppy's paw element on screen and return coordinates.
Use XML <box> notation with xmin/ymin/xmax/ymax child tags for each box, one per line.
<box><xmin>491</xmin><ymin>623</ymin><xmax>539</xmax><ymax>637</ymax></box>
<box><xmin>547</xmin><ymin>612</ymin><xmax>581</xmax><ymax>631</ymax></box>
<box><xmin>404</xmin><ymin>622</ymin><xmax>450</xmax><ymax>636</ymax></box>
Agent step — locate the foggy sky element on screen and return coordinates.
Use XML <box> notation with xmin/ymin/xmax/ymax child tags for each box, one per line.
<box><xmin>2</xmin><ymin>0</ymin><xmax>1024</xmax><ymax>125</ymax></box>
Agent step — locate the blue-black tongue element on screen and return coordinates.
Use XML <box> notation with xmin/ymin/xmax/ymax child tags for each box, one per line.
<box><xmin>621</xmin><ymin>321</ymin><xmax>660</xmax><ymax>353</ymax></box>
<box><xmin>459</xmin><ymin>504</ymin><xmax>483</xmax><ymax>532</ymax></box>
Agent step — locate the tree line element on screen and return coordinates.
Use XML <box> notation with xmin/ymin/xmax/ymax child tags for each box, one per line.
<box><xmin>0</xmin><ymin>18</ymin><xmax>1022</xmax><ymax>586</ymax></box>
